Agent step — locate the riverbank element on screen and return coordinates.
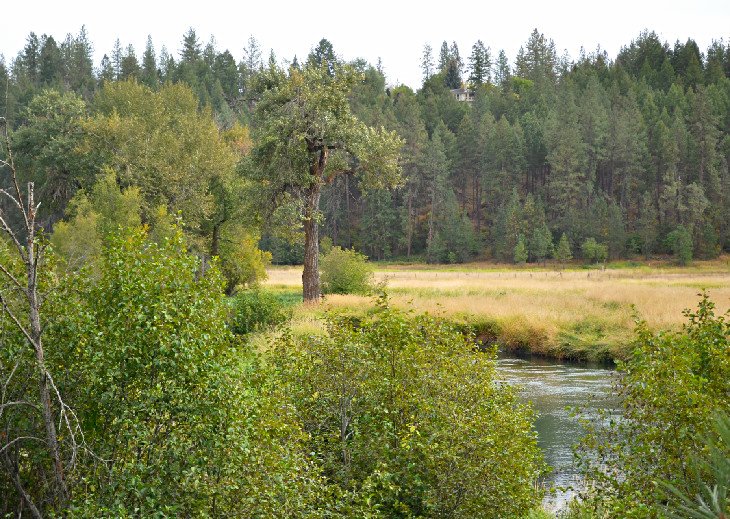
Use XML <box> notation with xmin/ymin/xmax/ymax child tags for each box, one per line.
<box><xmin>264</xmin><ymin>257</ymin><xmax>730</xmax><ymax>362</ymax></box>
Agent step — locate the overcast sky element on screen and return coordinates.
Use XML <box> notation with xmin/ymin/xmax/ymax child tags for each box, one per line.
<box><xmin>2</xmin><ymin>0</ymin><xmax>729</xmax><ymax>89</ymax></box>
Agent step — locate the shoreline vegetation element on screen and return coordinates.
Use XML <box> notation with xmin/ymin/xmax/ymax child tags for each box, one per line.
<box><xmin>263</xmin><ymin>255</ymin><xmax>730</xmax><ymax>362</ymax></box>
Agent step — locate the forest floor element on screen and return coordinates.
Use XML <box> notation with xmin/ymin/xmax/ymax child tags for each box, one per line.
<box><xmin>263</xmin><ymin>255</ymin><xmax>730</xmax><ymax>362</ymax></box>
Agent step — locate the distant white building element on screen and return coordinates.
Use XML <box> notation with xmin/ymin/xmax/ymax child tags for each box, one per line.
<box><xmin>450</xmin><ymin>88</ymin><xmax>474</xmax><ymax>102</ymax></box>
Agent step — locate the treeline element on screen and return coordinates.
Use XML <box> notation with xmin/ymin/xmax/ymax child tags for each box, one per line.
<box><xmin>2</xmin><ymin>27</ymin><xmax>730</xmax><ymax>265</ymax></box>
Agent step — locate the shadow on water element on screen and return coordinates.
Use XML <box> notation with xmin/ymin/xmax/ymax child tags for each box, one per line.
<box><xmin>496</xmin><ymin>351</ymin><xmax>620</xmax><ymax>511</ymax></box>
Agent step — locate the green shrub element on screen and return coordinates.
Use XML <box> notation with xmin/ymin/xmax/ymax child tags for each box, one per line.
<box><xmin>514</xmin><ymin>234</ymin><xmax>529</xmax><ymax>264</ymax></box>
<box><xmin>52</xmin><ymin>228</ymin><xmax>327</xmax><ymax>516</ymax></box>
<box><xmin>229</xmin><ymin>289</ymin><xmax>292</xmax><ymax>335</ymax></box>
<box><xmin>554</xmin><ymin>233</ymin><xmax>573</xmax><ymax>264</ymax></box>
<box><xmin>667</xmin><ymin>224</ymin><xmax>693</xmax><ymax>265</ymax></box>
<box><xmin>576</xmin><ymin>294</ymin><xmax>730</xmax><ymax>516</ymax></box>
<box><xmin>272</xmin><ymin>295</ymin><xmax>546</xmax><ymax>517</ymax></box>
<box><xmin>662</xmin><ymin>411</ymin><xmax>730</xmax><ymax>519</ymax></box>
<box><xmin>580</xmin><ymin>237</ymin><xmax>608</xmax><ymax>264</ymax></box>
<box><xmin>320</xmin><ymin>246</ymin><xmax>374</xmax><ymax>295</ymax></box>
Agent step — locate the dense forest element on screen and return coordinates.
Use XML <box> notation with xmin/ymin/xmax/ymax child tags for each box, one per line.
<box><xmin>0</xmin><ymin>26</ymin><xmax>729</xmax><ymax>517</ymax></box>
<box><xmin>2</xmin><ymin>27</ymin><xmax>729</xmax><ymax>270</ymax></box>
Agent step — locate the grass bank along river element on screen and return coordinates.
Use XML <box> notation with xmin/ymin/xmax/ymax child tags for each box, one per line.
<box><xmin>265</xmin><ymin>257</ymin><xmax>730</xmax><ymax>362</ymax></box>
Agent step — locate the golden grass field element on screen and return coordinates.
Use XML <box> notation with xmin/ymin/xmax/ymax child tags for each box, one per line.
<box><xmin>265</xmin><ymin>257</ymin><xmax>730</xmax><ymax>361</ymax></box>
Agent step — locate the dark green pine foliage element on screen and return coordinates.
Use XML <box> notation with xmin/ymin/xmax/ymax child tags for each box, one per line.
<box><xmin>2</xmin><ymin>26</ymin><xmax>730</xmax><ymax>263</ymax></box>
<box><xmin>140</xmin><ymin>36</ymin><xmax>159</xmax><ymax>88</ymax></box>
<box><xmin>468</xmin><ymin>40</ymin><xmax>491</xmax><ymax>85</ymax></box>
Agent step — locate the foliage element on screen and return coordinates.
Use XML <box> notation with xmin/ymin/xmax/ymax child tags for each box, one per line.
<box><xmin>667</xmin><ymin>224</ymin><xmax>694</xmax><ymax>265</ymax></box>
<box><xmin>320</xmin><ymin>246</ymin><xmax>374</xmax><ymax>295</ymax></box>
<box><xmin>554</xmin><ymin>233</ymin><xmax>573</xmax><ymax>264</ymax></box>
<box><xmin>662</xmin><ymin>412</ymin><xmax>730</xmax><ymax>519</ymax></box>
<box><xmin>271</xmin><ymin>295</ymin><xmax>546</xmax><ymax>517</ymax></box>
<box><xmin>249</xmin><ymin>58</ymin><xmax>402</xmax><ymax>300</ymax></box>
<box><xmin>217</xmin><ymin>225</ymin><xmax>272</xmax><ymax>293</ymax></box>
<box><xmin>82</xmin><ymin>81</ymin><xmax>238</xmax><ymax>240</ymax></box>
<box><xmin>50</xmin><ymin>228</ymin><xmax>330</xmax><ymax>516</ymax></box>
<box><xmin>576</xmin><ymin>294</ymin><xmax>730</xmax><ymax>517</ymax></box>
<box><xmin>581</xmin><ymin>237</ymin><xmax>609</xmax><ymax>264</ymax></box>
<box><xmin>514</xmin><ymin>234</ymin><xmax>529</xmax><ymax>264</ymax></box>
<box><xmin>229</xmin><ymin>289</ymin><xmax>292</xmax><ymax>335</ymax></box>
<box><xmin>51</xmin><ymin>169</ymin><xmax>142</xmax><ymax>269</ymax></box>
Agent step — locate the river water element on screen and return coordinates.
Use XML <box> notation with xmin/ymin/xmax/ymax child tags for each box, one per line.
<box><xmin>497</xmin><ymin>354</ymin><xmax>619</xmax><ymax>511</ymax></box>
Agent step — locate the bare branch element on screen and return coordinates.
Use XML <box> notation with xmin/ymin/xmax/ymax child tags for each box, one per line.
<box><xmin>0</xmin><ymin>295</ymin><xmax>35</xmax><ymax>350</ymax></box>
<box><xmin>0</xmin><ymin>435</ymin><xmax>46</xmax><ymax>455</ymax></box>
<box><xmin>0</xmin><ymin>213</ymin><xmax>27</xmax><ymax>261</ymax></box>
<box><xmin>0</xmin><ymin>187</ymin><xmax>23</xmax><ymax>211</ymax></box>
<box><xmin>0</xmin><ymin>263</ymin><xmax>27</xmax><ymax>295</ymax></box>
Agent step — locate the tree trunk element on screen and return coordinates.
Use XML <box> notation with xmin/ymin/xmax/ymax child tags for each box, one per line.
<box><xmin>211</xmin><ymin>223</ymin><xmax>221</xmax><ymax>258</ymax></box>
<box><xmin>302</xmin><ymin>148</ymin><xmax>328</xmax><ymax>303</ymax></box>
<box><xmin>302</xmin><ymin>184</ymin><xmax>322</xmax><ymax>303</ymax></box>
<box><xmin>27</xmin><ymin>222</ymin><xmax>68</xmax><ymax>507</ymax></box>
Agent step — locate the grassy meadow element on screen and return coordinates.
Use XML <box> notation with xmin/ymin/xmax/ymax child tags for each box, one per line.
<box><xmin>264</xmin><ymin>256</ymin><xmax>730</xmax><ymax>361</ymax></box>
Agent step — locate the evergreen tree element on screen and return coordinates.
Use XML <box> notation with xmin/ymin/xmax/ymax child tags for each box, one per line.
<box><xmin>494</xmin><ymin>49</ymin><xmax>511</xmax><ymax>89</ymax></box>
<box><xmin>141</xmin><ymin>35</ymin><xmax>159</xmax><ymax>88</ymax></box>
<box><xmin>181</xmin><ymin>27</ymin><xmax>202</xmax><ymax>63</ymax></box>
<box><xmin>111</xmin><ymin>38</ymin><xmax>123</xmax><ymax>80</ymax></box>
<box><xmin>554</xmin><ymin>233</ymin><xmax>573</xmax><ymax>265</ymax></box>
<box><xmin>39</xmin><ymin>35</ymin><xmax>63</xmax><ymax>87</ymax></box>
<box><xmin>98</xmin><ymin>54</ymin><xmax>114</xmax><ymax>84</ymax></box>
<box><xmin>444</xmin><ymin>59</ymin><xmax>462</xmax><ymax>89</ymax></box>
<box><xmin>67</xmin><ymin>25</ymin><xmax>95</xmax><ymax>97</ymax></box>
<box><xmin>421</xmin><ymin>43</ymin><xmax>434</xmax><ymax>82</ymax></box>
<box><xmin>468</xmin><ymin>40</ymin><xmax>491</xmax><ymax>85</ymax></box>
<box><xmin>438</xmin><ymin>40</ymin><xmax>450</xmax><ymax>72</ymax></box>
<box><xmin>530</xmin><ymin>224</ymin><xmax>553</xmax><ymax>264</ymax></box>
<box><xmin>19</xmin><ymin>32</ymin><xmax>41</xmax><ymax>84</ymax></box>
<box><xmin>514</xmin><ymin>234</ymin><xmax>528</xmax><ymax>264</ymax></box>
<box><xmin>120</xmin><ymin>44</ymin><xmax>140</xmax><ymax>80</ymax></box>
<box><xmin>307</xmin><ymin>38</ymin><xmax>337</xmax><ymax>75</ymax></box>
<box><xmin>515</xmin><ymin>28</ymin><xmax>557</xmax><ymax>84</ymax></box>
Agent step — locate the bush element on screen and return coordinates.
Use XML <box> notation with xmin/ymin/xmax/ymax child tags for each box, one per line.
<box><xmin>272</xmin><ymin>295</ymin><xmax>546</xmax><ymax>517</ymax></box>
<box><xmin>50</xmin><ymin>228</ymin><xmax>328</xmax><ymax>516</ymax></box>
<box><xmin>576</xmin><ymin>294</ymin><xmax>730</xmax><ymax>516</ymax></box>
<box><xmin>580</xmin><ymin>237</ymin><xmax>608</xmax><ymax>264</ymax></box>
<box><xmin>229</xmin><ymin>289</ymin><xmax>292</xmax><ymax>335</ymax></box>
<box><xmin>554</xmin><ymin>233</ymin><xmax>573</xmax><ymax>264</ymax></box>
<box><xmin>320</xmin><ymin>246</ymin><xmax>374</xmax><ymax>295</ymax></box>
<box><xmin>667</xmin><ymin>224</ymin><xmax>693</xmax><ymax>265</ymax></box>
<box><xmin>514</xmin><ymin>234</ymin><xmax>528</xmax><ymax>264</ymax></box>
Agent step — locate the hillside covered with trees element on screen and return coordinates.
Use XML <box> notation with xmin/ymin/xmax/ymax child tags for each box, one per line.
<box><xmin>2</xmin><ymin>27</ymin><xmax>729</xmax><ymax>271</ymax></box>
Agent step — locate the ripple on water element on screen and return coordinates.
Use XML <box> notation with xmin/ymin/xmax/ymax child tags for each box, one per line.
<box><xmin>496</xmin><ymin>355</ymin><xmax>618</xmax><ymax>510</ymax></box>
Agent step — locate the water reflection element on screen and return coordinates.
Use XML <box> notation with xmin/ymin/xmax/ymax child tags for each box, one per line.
<box><xmin>496</xmin><ymin>354</ymin><xmax>619</xmax><ymax>510</ymax></box>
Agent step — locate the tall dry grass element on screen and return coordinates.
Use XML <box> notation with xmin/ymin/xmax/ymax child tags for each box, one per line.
<box><xmin>266</xmin><ymin>261</ymin><xmax>730</xmax><ymax>360</ymax></box>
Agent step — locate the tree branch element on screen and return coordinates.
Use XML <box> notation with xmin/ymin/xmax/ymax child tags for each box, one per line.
<box><xmin>0</xmin><ymin>263</ymin><xmax>26</xmax><ymax>295</ymax></box>
<box><xmin>0</xmin><ymin>295</ymin><xmax>35</xmax><ymax>350</ymax></box>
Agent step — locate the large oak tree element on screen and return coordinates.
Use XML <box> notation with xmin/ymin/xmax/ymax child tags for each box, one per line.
<box><xmin>251</xmin><ymin>61</ymin><xmax>402</xmax><ymax>302</ymax></box>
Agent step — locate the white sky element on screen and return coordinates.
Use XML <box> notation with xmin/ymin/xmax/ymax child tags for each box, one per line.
<box><xmin>1</xmin><ymin>0</ymin><xmax>729</xmax><ymax>89</ymax></box>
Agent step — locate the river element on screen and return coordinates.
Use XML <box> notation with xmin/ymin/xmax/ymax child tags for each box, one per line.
<box><xmin>497</xmin><ymin>354</ymin><xmax>619</xmax><ymax>511</ymax></box>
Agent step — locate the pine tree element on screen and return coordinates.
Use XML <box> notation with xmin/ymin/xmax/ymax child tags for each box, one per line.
<box><xmin>554</xmin><ymin>233</ymin><xmax>573</xmax><ymax>265</ymax></box>
<box><xmin>98</xmin><ymin>54</ymin><xmax>114</xmax><ymax>84</ymax></box>
<box><xmin>111</xmin><ymin>38</ymin><xmax>123</xmax><ymax>80</ymax></box>
<box><xmin>494</xmin><ymin>49</ymin><xmax>511</xmax><ymax>89</ymax></box>
<box><xmin>141</xmin><ymin>35</ymin><xmax>158</xmax><ymax>88</ymax></box>
<box><xmin>181</xmin><ymin>27</ymin><xmax>202</xmax><ymax>63</ymax></box>
<box><xmin>468</xmin><ymin>40</ymin><xmax>491</xmax><ymax>85</ymax></box>
<box><xmin>421</xmin><ymin>43</ymin><xmax>434</xmax><ymax>82</ymax></box>
<box><xmin>120</xmin><ymin>44</ymin><xmax>140</xmax><ymax>80</ymax></box>
<box><xmin>438</xmin><ymin>41</ymin><xmax>450</xmax><ymax>72</ymax></box>
<box><xmin>514</xmin><ymin>234</ymin><xmax>528</xmax><ymax>264</ymax></box>
<box><xmin>39</xmin><ymin>35</ymin><xmax>63</xmax><ymax>87</ymax></box>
